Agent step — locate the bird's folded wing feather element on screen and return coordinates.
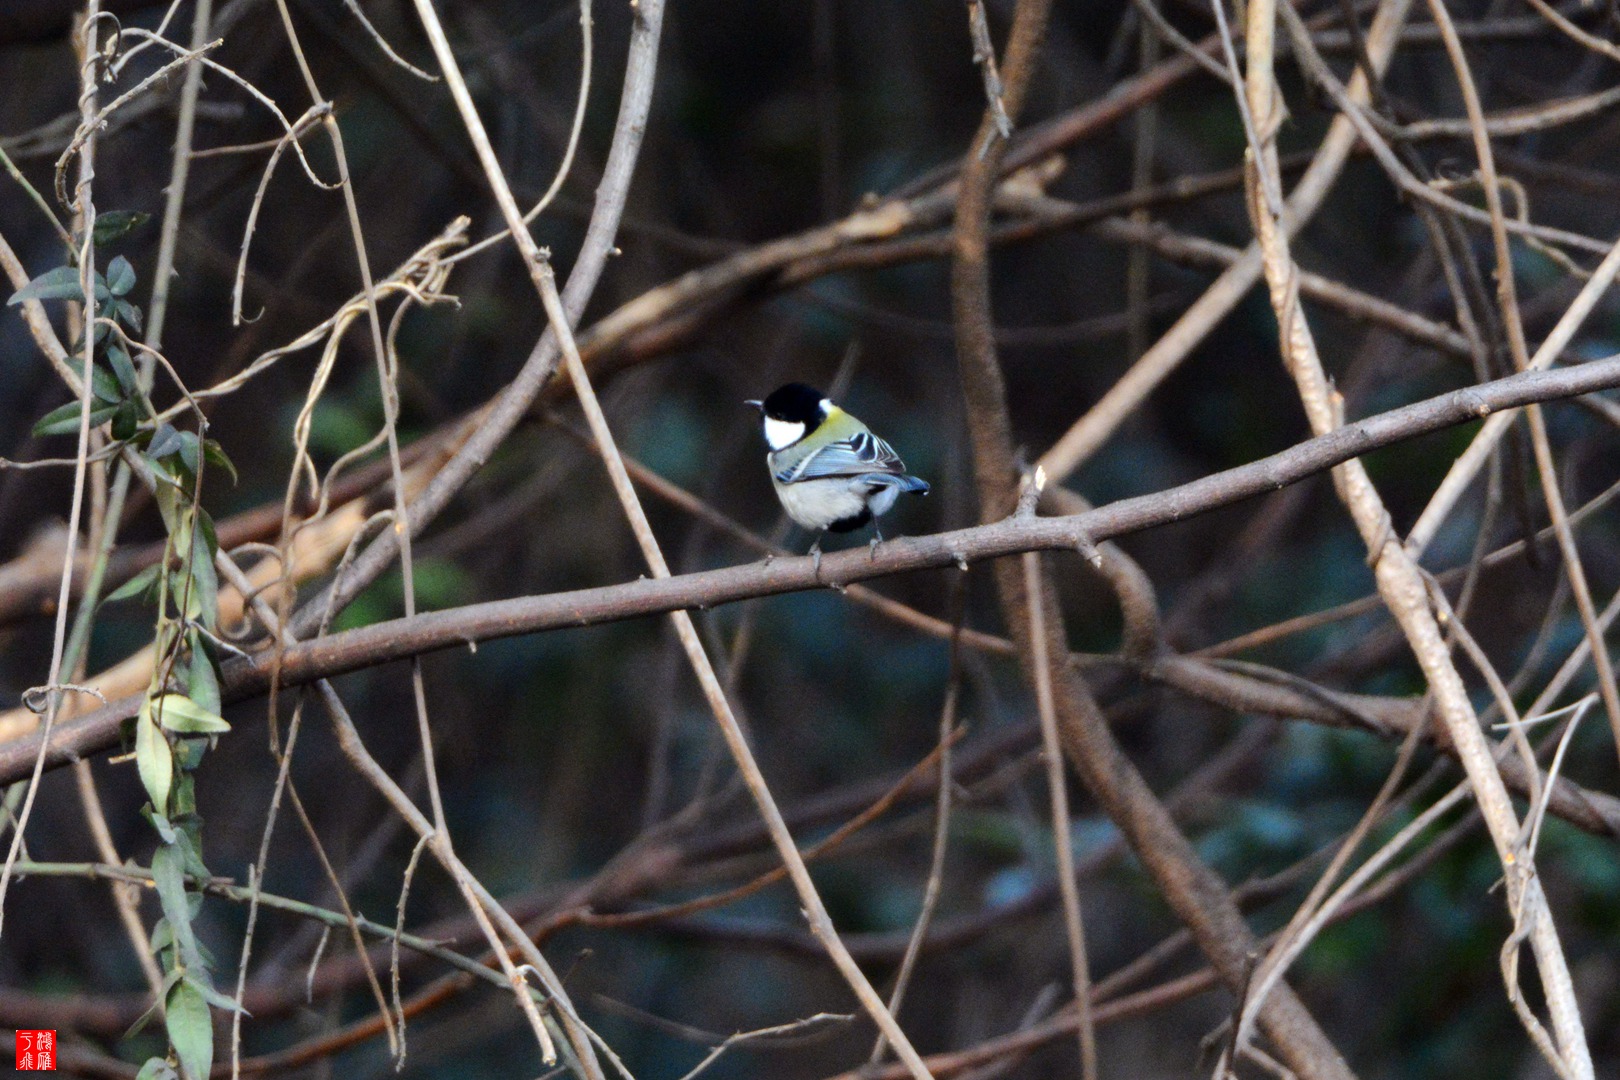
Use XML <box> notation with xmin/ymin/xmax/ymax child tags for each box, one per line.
<box><xmin>778</xmin><ymin>431</ymin><xmax>907</xmax><ymax>483</ymax></box>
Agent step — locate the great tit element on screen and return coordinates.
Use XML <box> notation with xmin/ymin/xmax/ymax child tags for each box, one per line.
<box><xmin>746</xmin><ymin>383</ymin><xmax>929</xmax><ymax>567</ymax></box>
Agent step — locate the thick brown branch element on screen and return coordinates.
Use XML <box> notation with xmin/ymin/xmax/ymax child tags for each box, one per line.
<box><xmin>7</xmin><ymin>354</ymin><xmax>1620</xmax><ymax>786</ymax></box>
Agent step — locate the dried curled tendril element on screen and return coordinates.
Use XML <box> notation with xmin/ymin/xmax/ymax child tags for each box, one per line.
<box><xmin>21</xmin><ymin>683</ymin><xmax>107</xmax><ymax>715</ymax></box>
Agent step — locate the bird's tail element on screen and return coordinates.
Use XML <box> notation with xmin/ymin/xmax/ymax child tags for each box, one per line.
<box><xmin>895</xmin><ymin>474</ymin><xmax>930</xmax><ymax>495</ymax></box>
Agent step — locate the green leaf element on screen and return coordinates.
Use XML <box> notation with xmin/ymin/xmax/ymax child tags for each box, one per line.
<box><xmin>146</xmin><ymin>423</ymin><xmax>184</xmax><ymax>464</ymax></box>
<box><xmin>143</xmin><ymin>806</ymin><xmax>178</xmax><ymax>844</ymax></box>
<box><xmin>173</xmin><ymin>736</ymin><xmax>208</xmax><ymax>771</ymax></box>
<box><xmin>112</xmin><ymin>399</ymin><xmax>141</xmax><ymax>441</ymax></box>
<box><xmin>176</xmin><ymin>551</ymin><xmax>217</xmax><ymax>626</ymax></box>
<box><xmin>154</xmin><ymin>476</ymin><xmax>181</xmax><ymax>534</ymax></box>
<box><xmin>106</xmin><ymin>564</ymin><xmax>161</xmax><ymax>604</ymax></box>
<box><xmin>123</xmin><ymin>963</ymin><xmax>179</xmax><ymax>1041</ymax></box>
<box><xmin>150</xmin><ymin>843</ymin><xmax>198</xmax><ymax>969</ymax></box>
<box><xmin>175</xmin><ymin>431</ymin><xmax>201</xmax><ymax>479</ymax></box>
<box><xmin>134</xmin><ymin>1057</ymin><xmax>178</xmax><ymax>1080</ymax></box>
<box><xmin>7</xmin><ymin>265</ymin><xmax>83</xmax><ymax>305</ymax></box>
<box><xmin>195</xmin><ymin>979</ymin><xmax>249</xmax><ymax>1015</ymax></box>
<box><xmin>135</xmin><ymin>702</ymin><xmax>173</xmax><ymax>810</ymax></box>
<box><xmin>195</xmin><ymin>507</ymin><xmax>218</xmax><ymax>559</ymax></box>
<box><xmin>148</xmin><ymin>916</ymin><xmax>175</xmax><ymax>955</ymax></box>
<box><xmin>202</xmin><ymin>439</ymin><xmax>238</xmax><ymax>486</ymax></box>
<box><xmin>30</xmin><ymin>402</ymin><xmax>80</xmax><ymax>437</ymax></box>
<box><xmin>170</xmin><ymin>770</ymin><xmax>197</xmax><ymax>818</ymax></box>
<box><xmin>151</xmin><ymin>906</ymin><xmax>208</xmax><ymax>971</ymax></box>
<box><xmin>172</xmin><ymin>830</ymin><xmax>210</xmax><ymax>883</ymax></box>
<box><xmin>112</xmin><ymin>297</ymin><xmax>144</xmax><ymax>332</ymax></box>
<box><xmin>107</xmin><ymin>340</ymin><xmax>139</xmax><ymax>394</ymax></box>
<box><xmin>186</xmin><ymin>636</ymin><xmax>221</xmax><ymax>717</ymax></box>
<box><xmin>152</xmin><ymin>693</ymin><xmax>230</xmax><ymax>735</ymax></box>
<box><xmin>193</xmin><ymin>537</ymin><xmax>217</xmax><ymax>621</ymax></box>
<box><xmin>91</xmin><ymin>362</ymin><xmax>123</xmax><ymax>404</ymax></box>
<box><xmin>124</xmin><ymin>1007</ymin><xmax>161</xmax><ymax>1043</ymax></box>
<box><xmin>191</xmin><ymin>932</ymin><xmax>217</xmax><ymax>971</ymax></box>
<box><xmin>177</xmin><ymin>966</ymin><xmax>247</xmax><ymax>1014</ymax></box>
<box><xmin>106</xmin><ymin>255</ymin><xmax>136</xmax><ymax>296</ymax></box>
<box><xmin>93</xmin><ymin>210</ymin><xmax>151</xmax><ymax>246</ymax></box>
<box><xmin>165</xmin><ymin>977</ymin><xmax>213</xmax><ymax>1080</ymax></box>
<box><xmin>32</xmin><ymin>398</ymin><xmax>118</xmax><ymax>437</ymax></box>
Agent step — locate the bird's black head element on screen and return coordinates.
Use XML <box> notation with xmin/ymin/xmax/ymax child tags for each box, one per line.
<box><xmin>756</xmin><ymin>383</ymin><xmax>828</xmax><ymax>424</ymax></box>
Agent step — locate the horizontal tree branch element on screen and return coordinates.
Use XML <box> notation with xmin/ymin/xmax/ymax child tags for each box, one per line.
<box><xmin>0</xmin><ymin>149</ymin><xmax>1468</xmax><ymax>637</ymax></box>
<box><xmin>6</xmin><ymin>351</ymin><xmax>1620</xmax><ymax>785</ymax></box>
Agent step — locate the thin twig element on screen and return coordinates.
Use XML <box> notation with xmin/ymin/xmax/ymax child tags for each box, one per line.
<box><xmin>966</xmin><ymin>1</ymin><xmax>1014</xmax><ymax>142</ymax></box>
<box><xmin>1237</xmin><ymin>0</ymin><xmax>1593</xmax><ymax>1068</ymax></box>
<box><xmin>0</xmin><ymin>5</ymin><xmax>105</xmax><ymax>936</ymax></box>
<box><xmin>13</xmin><ymin>858</ymin><xmax>514</xmax><ymax>988</ymax></box>
<box><xmin>1023</xmin><ymin>547</ymin><xmax>1097</xmax><ymax>1080</ymax></box>
<box><xmin>283</xmin><ymin>0</ymin><xmax>663</xmax><ymax>647</ymax></box>
<box><xmin>870</xmin><ymin>576</ymin><xmax>967</xmax><ymax>1065</ymax></box>
<box><xmin>535</xmin><ymin>258</ymin><xmax>936</xmax><ymax>1078</ymax></box>
<box><xmin>1419</xmin><ymin>0</ymin><xmax>1620</xmax><ymax>773</ymax></box>
<box><xmin>1035</xmin><ymin>0</ymin><xmax>1414</xmax><ymax>483</ymax></box>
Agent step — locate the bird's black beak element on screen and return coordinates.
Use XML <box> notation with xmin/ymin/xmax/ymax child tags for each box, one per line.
<box><xmin>744</xmin><ymin>399</ymin><xmax>763</xmax><ymax>411</ymax></box>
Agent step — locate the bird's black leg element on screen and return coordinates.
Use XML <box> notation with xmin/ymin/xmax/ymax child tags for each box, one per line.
<box><xmin>869</xmin><ymin>524</ymin><xmax>884</xmax><ymax>560</ymax></box>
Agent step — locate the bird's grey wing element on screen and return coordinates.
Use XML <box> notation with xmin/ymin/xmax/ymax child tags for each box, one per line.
<box><xmin>777</xmin><ymin>431</ymin><xmax>906</xmax><ymax>483</ymax></box>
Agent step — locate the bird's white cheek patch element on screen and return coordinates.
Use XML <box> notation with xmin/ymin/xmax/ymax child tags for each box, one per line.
<box><xmin>763</xmin><ymin>417</ymin><xmax>806</xmax><ymax>450</ymax></box>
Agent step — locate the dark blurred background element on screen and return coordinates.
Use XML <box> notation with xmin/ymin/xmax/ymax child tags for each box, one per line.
<box><xmin>3</xmin><ymin>0</ymin><xmax>1620</xmax><ymax>1076</ymax></box>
